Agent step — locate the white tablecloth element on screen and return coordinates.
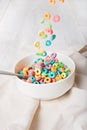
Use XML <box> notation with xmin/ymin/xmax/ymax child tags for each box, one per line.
<box><xmin>0</xmin><ymin>0</ymin><xmax>87</xmax><ymax>130</ymax></box>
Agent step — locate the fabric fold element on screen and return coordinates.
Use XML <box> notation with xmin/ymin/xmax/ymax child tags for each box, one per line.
<box><xmin>0</xmin><ymin>78</ymin><xmax>39</xmax><ymax>130</ymax></box>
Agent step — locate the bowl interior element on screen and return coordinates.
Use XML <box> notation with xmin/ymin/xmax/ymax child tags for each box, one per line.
<box><xmin>15</xmin><ymin>52</ymin><xmax>75</xmax><ymax>75</ymax></box>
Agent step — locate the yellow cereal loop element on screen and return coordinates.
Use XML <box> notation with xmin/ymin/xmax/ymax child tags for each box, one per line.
<box><xmin>44</xmin><ymin>12</ymin><xmax>51</xmax><ymax>20</ymax></box>
<box><xmin>34</xmin><ymin>41</ymin><xmax>40</xmax><ymax>48</ymax></box>
<box><xmin>35</xmin><ymin>68</ymin><xmax>41</xmax><ymax>75</ymax></box>
<box><xmin>41</xmin><ymin>74</ymin><xmax>46</xmax><ymax>78</ymax></box>
<box><xmin>55</xmin><ymin>75</ymin><xmax>61</xmax><ymax>81</ymax></box>
<box><xmin>38</xmin><ymin>31</ymin><xmax>45</xmax><ymax>37</ymax></box>
<box><xmin>61</xmin><ymin>72</ymin><xmax>66</xmax><ymax>79</ymax></box>
<box><xmin>52</xmin><ymin>63</ymin><xmax>57</xmax><ymax>68</ymax></box>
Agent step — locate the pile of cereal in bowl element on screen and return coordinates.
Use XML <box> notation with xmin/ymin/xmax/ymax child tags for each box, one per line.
<box><xmin>18</xmin><ymin>53</ymin><xmax>72</xmax><ymax>84</ymax></box>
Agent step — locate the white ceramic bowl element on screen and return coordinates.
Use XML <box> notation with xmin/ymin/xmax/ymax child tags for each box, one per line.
<box><xmin>15</xmin><ymin>52</ymin><xmax>75</xmax><ymax>100</ymax></box>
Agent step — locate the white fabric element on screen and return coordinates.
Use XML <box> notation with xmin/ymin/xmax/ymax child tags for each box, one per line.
<box><xmin>0</xmin><ymin>52</ymin><xmax>87</xmax><ymax>130</ymax></box>
<box><xmin>0</xmin><ymin>0</ymin><xmax>87</xmax><ymax>130</ymax></box>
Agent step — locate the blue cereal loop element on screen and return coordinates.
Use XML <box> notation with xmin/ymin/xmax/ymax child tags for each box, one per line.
<box><xmin>29</xmin><ymin>76</ymin><xmax>35</xmax><ymax>82</ymax></box>
<box><xmin>45</xmin><ymin>40</ymin><xmax>52</xmax><ymax>46</ymax></box>
<box><xmin>50</xmin><ymin>59</ymin><xmax>55</xmax><ymax>65</ymax></box>
<box><xmin>44</xmin><ymin>60</ymin><xmax>48</xmax><ymax>65</ymax></box>
<box><xmin>42</xmin><ymin>67</ymin><xmax>48</xmax><ymax>74</ymax></box>
<box><xmin>48</xmin><ymin>71</ymin><xmax>55</xmax><ymax>78</ymax></box>
<box><xmin>50</xmin><ymin>34</ymin><xmax>56</xmax><ymax>41</ymax></box>
<box><xmin>37</xmin><ymin>58</ymin><xmax>43</xmax><ymax>61</ymax></box>
<box><xmin>57</xmin><ymin>68</ymin><xmax>62</xmax><ymax>74</ymax></box>
<box><xmin>33</xmin><ymin>81</ymin><xmax>39</xmax><ymax>84</ymax></box>
<box><xmin>42</xmin><ymin>51</ymin><xmax>47</xmax><ymax>57</ymax></box>
<box><xmin>18</xmin><ymin>70</ymin><xmax>24</xmax><ymax>75</ymax></box>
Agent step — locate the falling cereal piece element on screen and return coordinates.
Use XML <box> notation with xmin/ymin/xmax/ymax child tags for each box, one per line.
<box><xmin>50</xmin><ymin>34</ymin><xmax>56</xmax><ymax>41</ymax></box>
<box><xmin>44</xmin><ymin>12</ymin><xmax>51</xmax><ymax>20</ymax></box>
<box><xmin>34</xmin><ymin>41</ymin><xmax>40</xmax><ymax>48</ymax></box>
<box><xmin>45</xmin><ymin>40</ymin><xmax>52</xmax><ymax>46</ymax></box>
<box><xmin>40</xmin><ymin>18</ymin><xmax>45</xmax><ymax>24</ymax></box>
<box><xmin>59</xmin><ymin>0</ymin><xmax>64</xmax><ymax>3</ymax></box>
<box><xmin>49</xmin><ymin>0</ymin><xmax>56</xmax><ymax>5</ymax></box>
<box><xmin>52</xmin><ymin>15</ymin><xmax>60</xmax><ymax>22</ymax></box>
<box><xmin>38</xmin><ymin>47</ymin><xmax>45</xmax><ymax>53</ymax></box>
<box><xmin>45</xmin><ymin>28</ymin><xmax>53</xmax><ymax>35</ymax></box>
<box><xmin>42</xmin><ymin>34</ymin><xmax>48</xmax><ymax>39</ymax></box>
<box><xmin>36</xmin><ymin>52</ymin><xmax>43</xmax><ymax>56</ymax></box>
<box><xmin>42</xmin><ymin>51</ymin><xmax>47</xmax><ymax>57</ymax></box>
<box><xmin>38</xmin><ymin>30</ymin><xmax>45</xmax><ymax>37</ymax></box>
<box><xmin>47</xmin><ymin>22</ymin><xmax>52</xmax><ymax>28</ymax></box>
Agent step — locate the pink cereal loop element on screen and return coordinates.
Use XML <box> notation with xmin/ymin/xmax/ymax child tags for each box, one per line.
<box><xmin>52</xmin><ymin>15</ymin><xmax>60</xmax><ymax>22</ymax></box>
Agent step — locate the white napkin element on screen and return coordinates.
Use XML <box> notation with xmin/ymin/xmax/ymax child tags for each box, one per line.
<box><xmin>0</xmin><ymin>49</ymin><xmax>86</xmax><ymax>130</ymax></box>
<box><xmin>0</xmin><ymin>78</ymin><xmax>39</xmax><ymax>130</ymax></box>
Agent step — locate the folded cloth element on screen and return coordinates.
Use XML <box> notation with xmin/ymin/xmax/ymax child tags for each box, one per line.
<box><xmin>0</xmin><ymin>79</ymin><xmax>39</xmax><ymax>130</ymax></box>
<box><xmin>29</xmin><ymin>51</ymin><xmax>87</xmax><ymax>130</ymax></box>
<box><xmin>30</xmin><ymin>87</ymin><xmax>87</xmax><ymax>130</ymax></box>
<box><xmin>0</xmin><ymin>48</ymin><xmax>87</xmax><ymax>130</ymax></box>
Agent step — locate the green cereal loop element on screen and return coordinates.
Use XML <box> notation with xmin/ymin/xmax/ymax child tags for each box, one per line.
<box><xmin>64</xmin><ymin>68</ymin><xmax>71</xmax><ymax>73</ymax></box>
<box><xmin>36</xmin><ymin>52</ymin><xmax>42</xmax><ymax>56</ymax></box>
<box><xmin>40</xmin><ymin>18</ymin><xmax>45</xmax><ymax>24</ymax></box>
<box><xmin>47</xmin><ymin>22</ymin><xmax>52</xmax><ymax>28</ymax></box>
<box><xmin>42</xmin><ymin>34</ymin><xmax>48</xmax><ymax>39</ymax></box>
<box><xmin>58</xmin><ymin>62</ymin><xmax>64</xmax><ymax>68</ymax></box>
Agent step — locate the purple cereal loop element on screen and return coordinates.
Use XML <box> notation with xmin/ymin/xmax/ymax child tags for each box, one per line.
<box><xmin>50</xmin><ymin>53</ymin><xmax>57</xmax><ymax>59</ymax></box>
<box><xmin>64</xmin><ymin>65</ymin><xmax>68</xmax><ymax>69</ymax></box>
<box><xmin>46</xmin><ymin>64</ymin><xmax>51</xmax><ymax>70</ymax></box>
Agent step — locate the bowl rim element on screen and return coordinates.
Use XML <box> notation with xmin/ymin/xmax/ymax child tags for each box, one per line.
<box><xmin>15</xmin><ymin>52</ymin><xmax>75</xmax><ymax>87</ymax></box>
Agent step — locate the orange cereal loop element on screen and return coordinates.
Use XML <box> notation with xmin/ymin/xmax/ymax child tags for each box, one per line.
<box><xmin>44</xmin><ymin>12</ymin><xmax>51</xmax><ymax>20</ymax></box>
<box><xmin>44</xmin><ymin>77</ymin><xmax>51</xmax><ymax>84</ymax></box>
<box><xmin>49</xmin><ymin>0</ymin><xmax>56</xmax><ymax>5</ymax></box>
<box><xmin>23</xmin><ymin>67</ymin><xmax>29</xmax><ymax>73</ymax></box>
<box><xmin>55</xmin><ymin>75</ymin><xmax>61</xmax><ymax>81</ymax></box>
<box><xmin>59</xmin><ymin>0</ymin><xmax>64</xmax><ymax>3</ymax></box>
<box><xmin>51</xmin><ymin>66</ymin><xmax>57</xmax><ymax>72</ymax></box>
<box><xmin>23</xmin><ymin>71</ymin><xmax>28</xmax><ymax>76</ymax></box>
<box><xmin>60</xmin><ymin>67</ymin><xmax>64</xmax><ymax>72</ymax></box>
<box><xmin>70</xmin><ymin>69</ymin><xmax>73</xmax><ymax>73</ymax></box>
